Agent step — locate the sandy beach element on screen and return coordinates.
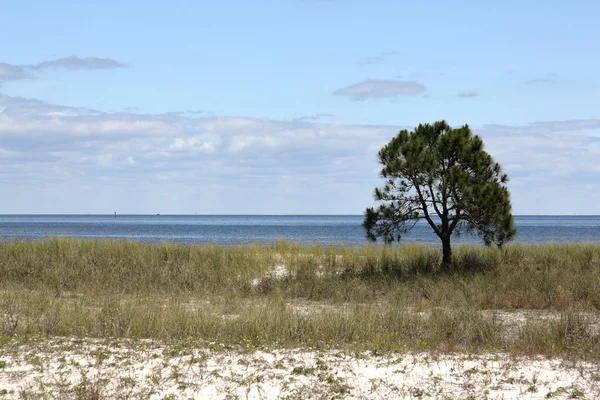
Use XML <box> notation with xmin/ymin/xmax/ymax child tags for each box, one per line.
<box><xmin>2</xmin><ymin>337</ymin><xmax>599</xmax><ymax>399</ymax></box>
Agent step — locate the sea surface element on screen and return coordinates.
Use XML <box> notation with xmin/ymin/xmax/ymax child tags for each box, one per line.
<box><xmin>1</xmin><ymin>215</ymin><xmax>599</xmax><ymax>246</ymax></box>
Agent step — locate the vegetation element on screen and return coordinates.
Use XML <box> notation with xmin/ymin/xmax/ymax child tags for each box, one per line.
<box><xmin>1</xmin><ymin>239</ymin><xmax>600</xmax><ymax>359</ymax></box>
<box><xmin>364</xmin><ymin>120</ymin><xmax>515</xmax><ymax>265</ymax></box>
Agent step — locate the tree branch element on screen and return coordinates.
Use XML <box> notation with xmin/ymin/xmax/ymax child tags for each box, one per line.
<box><xmin>448</xmin><ymin>210</ymin><xmax>461</xmax><ymax>234</ymax></box>
<box><xmin>413</xmin><ymin>181</ymin><xmax>441</xmax><ymax>237</ymax></box>
<box><xmin>427</xmin><ymin>182</ymin><xmax>443</xmax><ymax>219</ymax></box>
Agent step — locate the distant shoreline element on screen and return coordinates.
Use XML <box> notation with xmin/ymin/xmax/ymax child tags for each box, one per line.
<box><xmin>1</xmin><ymin>213</ymin><xmax>600</xmax><ymax>217</ymax></box>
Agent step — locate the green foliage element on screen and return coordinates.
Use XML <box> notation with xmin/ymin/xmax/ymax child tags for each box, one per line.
<box><xmin>364</xmin><ymin>120</ymin><xmax>516</xmax><ymax>264</ymax></box>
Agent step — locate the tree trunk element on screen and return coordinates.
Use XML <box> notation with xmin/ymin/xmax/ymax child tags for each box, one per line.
<box><xmin>441</xmin><ymin>235</ymin><xmax>452</xmax><ymax>266</ymax></box>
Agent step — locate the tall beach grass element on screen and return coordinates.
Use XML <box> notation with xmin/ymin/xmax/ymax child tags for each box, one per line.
<box><xmin>1</xmin><ymin>238</ymin><xmax>600</xmax><ymax>357</ymax></box>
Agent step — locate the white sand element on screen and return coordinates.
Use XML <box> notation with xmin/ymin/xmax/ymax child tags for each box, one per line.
<box><xmin>251</xmin><ymin>265</ymin><xmax>293</xmax><ymax>288</ymax></box>
<box><xmin>1</xmin><ymin>337</ymin><xmax>599</xmax><ymax>399</ymax></box>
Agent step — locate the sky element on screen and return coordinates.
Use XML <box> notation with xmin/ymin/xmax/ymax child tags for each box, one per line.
<box><xmin>1</xmin><ymin>0</ymin><xmax>599</xmax><ymax>215</ymax></box>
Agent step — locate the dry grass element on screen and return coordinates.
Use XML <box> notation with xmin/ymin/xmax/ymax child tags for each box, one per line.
<box><xmin>1</xmin><ymin>239</ymin><xmax>600</xmax><ymax>357</ymax></box>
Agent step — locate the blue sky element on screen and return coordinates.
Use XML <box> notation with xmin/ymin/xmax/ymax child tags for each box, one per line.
<box><xmin>1</xmin><ymin>0</ymin><xmax>599</xmax><ymax>214</ymax></box>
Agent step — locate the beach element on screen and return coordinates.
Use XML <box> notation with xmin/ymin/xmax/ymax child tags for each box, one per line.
<box><xmin>2</xmin><ymin>239</ymin><xmax>600</xmax><ymax>398</ymax></box>
<box><xmin>2</xmin><ymin>337</ymin><xmax>600</xmax><ymax>399</ymax></box>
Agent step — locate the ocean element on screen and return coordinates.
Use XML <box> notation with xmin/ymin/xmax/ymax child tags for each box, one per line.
<box><xmin>1</xmin><ymin>215</ymin><xmax>599</xmax><ymax>246</ymax></box>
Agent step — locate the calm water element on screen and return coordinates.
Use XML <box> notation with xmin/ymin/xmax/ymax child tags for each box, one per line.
<box><xmin>0</xmin><ymin>215</ymin><xmax>599</xmax><ymax>246</ymax></box>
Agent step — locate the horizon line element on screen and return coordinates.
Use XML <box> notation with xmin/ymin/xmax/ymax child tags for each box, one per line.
<box><xmin>1</xmin><ymin>214</ymin><xmax>599</xmax><ymax>217</ymax></box>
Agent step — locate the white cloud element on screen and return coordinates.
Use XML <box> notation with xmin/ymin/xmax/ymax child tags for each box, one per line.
<box><xmin>333</xmin><ymin>79</ymin><xmax>425</xmax><ymax>101</ymax></box>
<box><xmin>526</xmin><ymin>72</ymin><xmax>559</xmax><ymax>85</ymax></box>
<box><xmin>481</xmin><ymin>119</ymin><xmax>600</xmax><ymax>136</ymax></box>
<box><xmin>169</xmin><ymin>137</ymin><xmax>215</xmax><ymax>153</ymax></box>
<box><xmin>0</xmin><ymin>56</ymin><xmax>126</xmax><ymax>83</ymax></box>
<box><xmin>458</xmin><ymin>91</ymin><xmax>478</xmax><ymax>98</ymax></box>
<box><xmin>361</xmin><ymin>51</ymin><xmax>400</xmax><ymax>65</ymax></box>
<box><xmin>228</xmin><ymin>135</ymin><xmax>279</xmax><ymax>152</ymax></box>
<box><xmin>197</xmin><ymin>117</ymin><xmax>272</xmax><ymax>133</ymax></box>
<box><xmin>34</xmin><ymin>56</ymin><xmax>127</xmax><ymax>70</ymax></box>
<box><xmin>97</xmin><ymin>154</ymin><xmax>113</xmax><ymax>166</ymax></box>
<box><xmin>0</xmin><ymin>111</ymin><xmax>184</xmax><ymax>141</ymax></box>
<box><xmin>0</xmin><ymin>63</ymin><xmax>28</xmax><ymax>81</ymax></box>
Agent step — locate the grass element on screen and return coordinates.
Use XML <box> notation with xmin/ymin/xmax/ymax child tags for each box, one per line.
<box><xmin>1</xmin><ymin>238</ymin><xmax>600</xmax><ymax>357</ymax></box>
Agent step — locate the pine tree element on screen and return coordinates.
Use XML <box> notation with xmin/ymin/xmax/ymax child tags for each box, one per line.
<box><xmin>364</xmin><ymin>120</ymin><xmax>516</xmax><ymax>265</ymax></box>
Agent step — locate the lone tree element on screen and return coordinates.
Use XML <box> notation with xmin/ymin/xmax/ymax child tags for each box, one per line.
<box><xmin>364</xmin><ymin>120</ymin><xmax>515</xmax><ymax>265</ymax></box>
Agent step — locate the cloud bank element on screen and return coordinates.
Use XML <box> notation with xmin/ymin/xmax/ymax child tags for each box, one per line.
<box><xmin>1</xmin><ymin>92</ymin><xmax>600</xmax><ymax>214</ymax></box>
